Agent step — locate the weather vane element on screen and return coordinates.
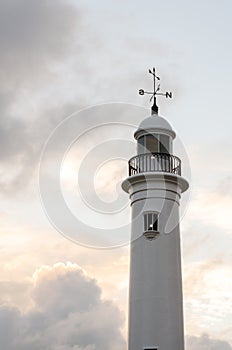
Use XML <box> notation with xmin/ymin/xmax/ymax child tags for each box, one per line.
<box><xmin>139</xmin><ymin>67</ymin><xmax>172</xmax><ymax>115</ymax></box>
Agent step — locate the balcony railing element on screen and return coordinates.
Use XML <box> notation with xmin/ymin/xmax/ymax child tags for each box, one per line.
<box><xmin>128</xmin><ymin>153</ymin><xmax>181</xmax><ymax>176</ymax></box>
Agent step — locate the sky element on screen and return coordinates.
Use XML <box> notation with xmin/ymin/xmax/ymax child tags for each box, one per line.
<box><xmin>0</xmin><ymin>0</ymin><xmax>232</xmax><ymax>349</ymax></box>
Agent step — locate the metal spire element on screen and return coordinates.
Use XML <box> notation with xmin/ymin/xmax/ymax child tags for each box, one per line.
<box><xmin>139</xmin><ymin>67</ymin><xmax>172</xmax><ymax>115</ymax></box>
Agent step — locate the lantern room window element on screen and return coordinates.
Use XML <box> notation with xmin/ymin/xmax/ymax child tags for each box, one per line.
<box><xmin>159</xmin><ymin>134</ymin><xmax>170</xmax><ymax>153</ymax></box>
<box><xmin>137</xmin><ymin>133</ymin><xmax>171</xmax><ymax>155</ymax></box>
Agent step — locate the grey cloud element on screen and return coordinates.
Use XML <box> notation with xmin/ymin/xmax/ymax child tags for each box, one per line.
<box><xmin>0</xmin><ymin>0</ymin><xmax>81</xmax><ymax>86</ymax></box>
<box><xmin>186</xmin><ymin>334</ymin><xmax>232</xmax><ymax>350</ymax></box>
<box><xmin>0</xmin><ymin>306</ymin><xmax>21</xmax><ymax>349</ymax></box>
<box><xmin>0</xmin><ymin>97</ymin><xmax>144</xmax><ymax>195</ymax></box>
<box><xmin>0</xmin><ymin>0</ymin><xmax>78</xmax><ymax>51</ymax></box>
<box><xmin>0</xmin><ymin>0</ymin><xmax>154</xmax><ymax>197</ymax></box>
<box><xmin>0</xmin><ymin>0</ymin><xmax>167</xmax><ymax>197</ymax></box>
<box><xmin>0</xmin><ymin>263</ymin><xmax>125</xmax><ymax>350</ymax></box>
<box><xmin>0</xmin><ymin>102</ymin><xmax>77</xmax><ymax>194</ymax></box>
<box><xmin>0</xmin><ymin>0</ymin><xmax>82</xmax><ymax>194</ymax></box>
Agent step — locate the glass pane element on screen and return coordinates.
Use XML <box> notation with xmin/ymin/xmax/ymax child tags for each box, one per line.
<box><xmin>137</xmin><ymin>136</ymin><xmax>146</xmax><ymax>154</ymax></box>
<box><xmin>152</xmin><ymin>213</ymin><xmax>158</xmax><ymax>231</ymax></box>
<box><xmin>148</xmin><ymin>213</ymin><xmax>153</xmax><ymax>230</ymax></box>
<box><xmin>145</xmin><ymin>134</ymin><xmax>159</xmax><ymax>153</ymax></box>
<box><xmin>159</xmin><ymin>134</ymin><xmax>170</xmax><ymax>154</ymax></box>
<box><xmin>144</xmin><ymin>213</ymin><xmax>147</xmax><ymax>231</ymax></box>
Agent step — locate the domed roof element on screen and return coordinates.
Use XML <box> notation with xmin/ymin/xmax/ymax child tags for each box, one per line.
<box><xmin>134</xmin><ymin>114</ymin><xmax>176</xmax><ymax>139</ymax></box>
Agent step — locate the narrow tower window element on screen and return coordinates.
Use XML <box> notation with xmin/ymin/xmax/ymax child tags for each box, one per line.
<box><xmin>144</xmin><ymin>212</ymin><xmax>158</xmax><ymax>232</ymax></box>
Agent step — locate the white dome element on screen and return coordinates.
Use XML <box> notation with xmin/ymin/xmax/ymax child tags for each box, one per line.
<box><xmin>134</xmin><ymin>115</ymin><xmax>176</xmax><ymax>139</ymax></box>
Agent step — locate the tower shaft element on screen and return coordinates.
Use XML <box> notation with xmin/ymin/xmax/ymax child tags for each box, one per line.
<box><xmin>123</xmin><ymin>174</ymin><xmax>186</xmax><ymax>350</ymax></box>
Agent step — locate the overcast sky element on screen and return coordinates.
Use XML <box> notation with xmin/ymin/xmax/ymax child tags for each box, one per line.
<box><xmin>0</xmin><ymin>0</ymin><xmax>231</xmax><ymax>349</ymax></box>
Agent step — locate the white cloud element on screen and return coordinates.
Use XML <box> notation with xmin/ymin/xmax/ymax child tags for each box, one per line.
<box><xmin>0</xmin><ymin>262</ymin><xmax>125</xmax><ymax>350</ymax></box>
<box><xmin>183</xmin><ymin>259</ymin><xmax>232</xmax><ymax>343</ymax></box>
<box><xmin>186</xmin><ymin>334</ymin><xmax>232</xmax><ymax>350</ymax></box>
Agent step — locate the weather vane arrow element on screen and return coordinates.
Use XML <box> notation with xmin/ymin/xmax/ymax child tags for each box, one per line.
<box><xmin>139</xmin><ymin>67</ymin><xmax>172</xmax><ymax>115</ymax></box>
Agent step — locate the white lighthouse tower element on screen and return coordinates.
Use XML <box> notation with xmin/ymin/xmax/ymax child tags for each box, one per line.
<box><xmin>122</xmin><ymin>68</ymin><xmax>189</xmax><ymax>350</ymax></box>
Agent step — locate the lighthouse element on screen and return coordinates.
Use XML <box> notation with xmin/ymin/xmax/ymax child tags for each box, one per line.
<box><xmin>122</xmin><ymin>68</ymin><xmax>189</xmax><ymax>350</ymax></box>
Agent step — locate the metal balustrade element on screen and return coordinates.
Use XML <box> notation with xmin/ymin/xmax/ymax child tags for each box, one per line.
<box><xmin>128</xmin><ymin>153</ymin><xmax>181</xmax><ymax>176</ymax></box>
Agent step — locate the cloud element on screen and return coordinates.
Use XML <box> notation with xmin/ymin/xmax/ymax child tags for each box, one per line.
<box><xmin>0</xmin><ymin>0</ymin><xmax>82</xmax><ymax>194</ymax></box>
<box><xmin>0</xmin><ymin>0</ymin><xmax>146</xmax><ymax>196</ymax></box>
<box><xmin>183</xmin><ymin>259</ymin><xmax>232</xmax><ymax>342</ymax></box>
<box><xmin>0</xmin><ymin>262</ymin><xmax>125</xmax><ymax>350</ymax></box>
<box><xmin>0</xmin><ymin>0</ymin><xmax>81</xmax><ymax>86</ymax></box>
<box><xmin>216</xmin><ymin>176</ymin><xmax>232</xmax><ymax>197</ymax></box>
<box><xmin>0</xmin><ymin>0</ymin><xmax>171</xmax><ymax>197</ymax></box>
<box><xmin>182</xmin><ymin>175</ymin><xmax>232</xmax><ymax>258</ymax></box>
<box><xmin>32</xmin><ymin>263</ymin><xmax>101</xmax><ymax>317</ymax></box>
<box><xmin>1</xmin><ymin>262</ymin><xmax>232</xmax><ymax>350</ymax></box>
<box><xmin>0</xmin><ymin>281</ymin><xmax>31</xmax><ymax>308</ymax></box>
<box><xmin>186</xmin><ymin>334</ymin><xmax>232</xmax><ymax>350</ymax></box>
